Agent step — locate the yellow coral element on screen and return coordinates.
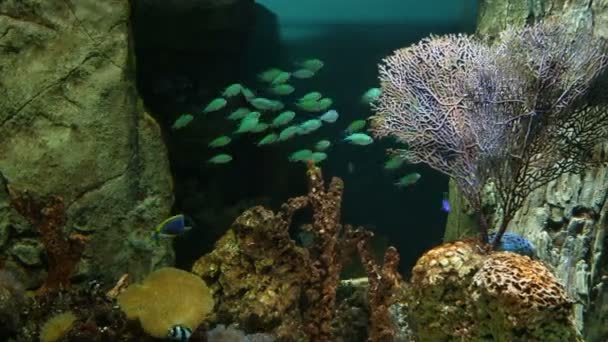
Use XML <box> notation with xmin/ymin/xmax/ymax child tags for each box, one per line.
<box><xmin>411</xmin><ymin>240</ymin><xmax>484</xmax><ymax>287</ymax></box>
<box><xmin>117</xmin><ymin>267</ymin><xmax>213</xmax><ymax>338</ymax></box>
<box><xmin>40</xmin><ymin>311</ymin><xmax>77</xmax><ymax>342</ymax></box>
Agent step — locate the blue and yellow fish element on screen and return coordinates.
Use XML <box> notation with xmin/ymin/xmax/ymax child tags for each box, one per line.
<box><xmin>152</xmin><ymin>214</ymin><xmax>192</xmax><ymax>240</ymax></box>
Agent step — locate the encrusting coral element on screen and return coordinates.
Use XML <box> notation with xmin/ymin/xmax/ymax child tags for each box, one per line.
<box><xmin>409</xmin><ymin>240</ymin><xmax>485</xmax><ymax>339</ymax></box>
<box><xmin>117</xmin><ymin>267</ymin><xmax>214</xmax><ymax>338</ymax></box>
<box><xmin>7</xmin><ymin>186</ymin><xmax>88</xmax><ymax>294</ymax></box>
<box><xmin>408</xmin><ymin>240</ymin><xmax>581</xmax><ymax>341</ymax></box>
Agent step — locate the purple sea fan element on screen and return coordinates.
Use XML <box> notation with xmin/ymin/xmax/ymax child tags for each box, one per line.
<box><xmin>370</xmin><ymin>21</ymin><xmax>608</xmax><ymax>246</ymax></box>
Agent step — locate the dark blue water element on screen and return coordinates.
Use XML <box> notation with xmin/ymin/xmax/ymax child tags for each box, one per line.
<box><xmin>134</xmin><ymin>0</ymin><xmax>478</xmax><ymax>276</ymax></box>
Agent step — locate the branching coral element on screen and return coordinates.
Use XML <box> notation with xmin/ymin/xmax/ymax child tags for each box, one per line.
<box><xmin>289</xmin><ymin>162</ymin><xmax>371</xmax><ymax>340</ymax></box>
<box><xmin>192</xmin><ymin>162</ymin><xmax>374</xmax><ymax>340</ymax></box>
<box><xmin>7</xmin><ymin>186</ymin><xmax>87</xmax><ymax>294</ymax></box>
<box><xmin>357</xmin><ymin>240</ymin><xmax>403</xmax><ymax>342</ymax></box>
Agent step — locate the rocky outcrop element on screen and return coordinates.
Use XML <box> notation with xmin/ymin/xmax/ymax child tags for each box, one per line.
<box><xmin>446</xmin><ymin>1</ymin><xmax>608</xmax><ymax>340</ymax></box>
<box><xmin>0</xmin><ymin>0</ymin><xmax>174</xmax><ymax>288</ymax></box>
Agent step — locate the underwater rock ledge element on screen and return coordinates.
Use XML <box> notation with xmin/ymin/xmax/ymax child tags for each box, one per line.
<box><xmin>0</xmin><ymin>0</ymin><xmax>174</xmax><ymax>288</ymax></box>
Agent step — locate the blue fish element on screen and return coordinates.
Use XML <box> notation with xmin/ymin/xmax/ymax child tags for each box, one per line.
<box><xmin>489</xmin><ymin>232</ymin><xmax>536</xmax><ymax>258</ymax></box>
<box><xmin>441</xmin><ymin>192</ymin><xmax>450</xmax><ymax>212</ymax></box>
<box><xmin>152</xmin><ymin>214</ymin><xmax>192</xmax><ymax>240</ymax></box>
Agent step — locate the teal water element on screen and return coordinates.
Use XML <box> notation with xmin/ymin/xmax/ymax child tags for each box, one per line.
<box><xmin>134</xmin><ymin>0</ymin><xmax>478</xmax><ymax>275</ymax></box>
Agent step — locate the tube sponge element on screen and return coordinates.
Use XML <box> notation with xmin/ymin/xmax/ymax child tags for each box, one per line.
<box><xmin>117</xmin><ymin>267</ymin><xmax>214</xmax><ymax>338</ymax></box>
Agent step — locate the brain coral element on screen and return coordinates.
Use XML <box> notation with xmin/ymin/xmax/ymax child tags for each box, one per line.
<box><xmin>470</xmin><ymin>251</ymin><xmax>579</xmax><ymax>341</ymax></box>
<box><xmin>409</xmin><ymin>240</ymin><xmax>485</xmax><ymax>339</ymax></box>
<box><xmin>407</xmin><ymin>241</ymin><xmax>581</xmax><ymax>341</ymax></box>
<box><xmin>117</xmin><ymin>267</ymin><xmax>214</xmax><ymax>338</ymax></box>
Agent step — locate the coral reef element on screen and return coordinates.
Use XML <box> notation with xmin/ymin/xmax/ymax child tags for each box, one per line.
<box><xmin>192</xmin><ymin>162</ymin><xmax>373</xmax><ymax>340</ymax></box>
<box><xmin>470</xmin><ymin>252</ymin><xmax>577</xmax><ymax>341</ymax></box>
<box><xmin>117</xmin><ymin>267</ymin><xmax>214</xmax><ymax>338</ymax></box>
<box><xmin>192</xmin><ymin>206</ymin><xmax>309</xmax><ymax>336</ymax></box>
<box><xmin>357</xmin><ymin>240</ymin><xmax>403</xmax><ymax>341</ymax></box>
<box><xmin>409</xmin><ymin>240</ymin><xmax>485</xmax><ymax>339</ymax></box>
<box><xmin>7</xmin><ymin>187</ymin><xmax>87</xmax><ymax>294</ymax></box>
<box><xmin>408</xmin><ymin>240</ymin><xmax>581</xmax><ymax>341</ymax></box>
<box><xmin>0</xmin><ymin>0</ymin><xmax>174</xmax><ymax>288</ymax></box>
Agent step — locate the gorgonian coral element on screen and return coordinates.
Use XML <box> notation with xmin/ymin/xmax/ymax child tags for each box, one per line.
<box><xmin>371</xmin><ymin>20</ymin><xmax>608</xmax><ymax>247</ymax></box>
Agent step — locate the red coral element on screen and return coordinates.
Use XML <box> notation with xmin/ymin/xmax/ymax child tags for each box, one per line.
<box><xmin>8</xmin><ymin>186</ymin><xmax>87</xmax><ymax>294</ymax></box>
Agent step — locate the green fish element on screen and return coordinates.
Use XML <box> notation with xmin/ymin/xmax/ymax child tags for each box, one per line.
<box><xmin>278</xmin><ymin>125</ymin><xmax>300</xmax><ymax>141</ymax></box>
<box><xmin>296</xmin><ymin>98</ymin><xmax>333</xmax><ymax>112</ymax></box>
<box><xmin>292</xmin><ymin>69</ymin><xmax>315</xmax><ymax>79</ymax></box>
<box><xmin>271</xmin><ymin>111</ymin><xmax>296</xmax><ymax>127</ymax></box>
<box><xmin>235</xmin><ymin>115</ymin><xmax>260</xmax><ymax>134</ymax></box>
<box><xmin>361</xmin><ymin>87</ymin><xmax>382</xmax><ymax>104</ymax></box>
<box><xmin>296</xmin><ymin>99</ymin><xmax>322</xmax><ymax>112</ymax></box>
<box><xmin>289</xmin><ymin>149</ymin><xmax>313</xmax><ymax>162</ymax></box>
<box><xmin>395</xmin><ymin>173</ymin><xmax>421</xmax><ymax>188</ymax></box>
<box><xmin>299</xmin><ymin>92</ymin><xmax>322</xmax><ymax>102</ymax></box>
<box><xmin>344</xmin><ymin>133</ymin><xmax>374</xmax><ymax>145</ymax></box>
<box><xmin>269</xmin><ymin>100</ymin><xmax>284</xmax><ymax>111</ymax></box>
<box><xmin>270</xmin><ymin>84</ymin><xmax>295</xmax><ymax>96</ymax></box>
<box><xmin>257</xmin><ymin>133</ymin><xmax>278</xmax><ymax>146</ymax></box>
<box><xmin>384</xmin><ymin>155</ymin><xmax>407</xmax><ymax>170</ymax></box>
<box><xmin>203</xmin><ymin>98</ymin><xmax>227</xmax><ymax>113</ymax></box>
<box><xmin>315</xmin><ymin>140</ymin><xmax>331</xmax><ymax>151</ymax></box>
<box><xmin>222</xmin><ymin>83</ymin><xmax>242</xmax><ymax>97</ymax></box>
<box><xmin>318</xmin><ymin>98</ymin><xmax>333</xmax><ymax>111</ymax></box>
<box><xmin>271</xmin><ymin>71</ymin><xmax>291</xmax><ymax>85</ymax></box>
<box><xmin>208</xmin><ymin>154</ymin><xmax>233</xmax><ymax>164</ymax></box>
<box><xmin>345</xmin><ymin>119</ymin><xmax>367</xmax><ymax>134</ymax></box>
<box><xmin>298</xmin><ymin>119</ymin><xmax>323</xmax><ymax>135</ymax></box>
<box><xmin>310</xmin><ymin>152</ymin><xmax>327</xmax><ymax>163</ymax></box>
<box><xmin>250</xmin><ymin>97</ymin><xmax>278</xmax><ymax>111</ymax></box>
<box><xmin>227</xmin><ymin>107</ymin><xmax>250</xmax><ymax>121</ymax></box>
<box><xmin>298</xmin><ymin>58</ymin><xmax>324</xmax><ymax>72</ymax></box>
<box><xmin>251</xmin><ymin>122</ymin><xmax>269</xmax><ymax>133</ymax></box>
<box><xmin>171</xmin><ymin>114</ymin><xmax>194</xmax><ymax>130</ymax></box>
<box><xmin>208</xmin><ymin>135</ymin><xmax>231</xmax><ymax>148</ymax></box>
<box><xmin>241</xmin><ymin>87</ymin><xmax>256</xmax><ymax>100</ymax></box>
<box><xmin>258</xmin><ymin>68</ymin><xmax>283</xmax><ymax>83</ymax></box>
